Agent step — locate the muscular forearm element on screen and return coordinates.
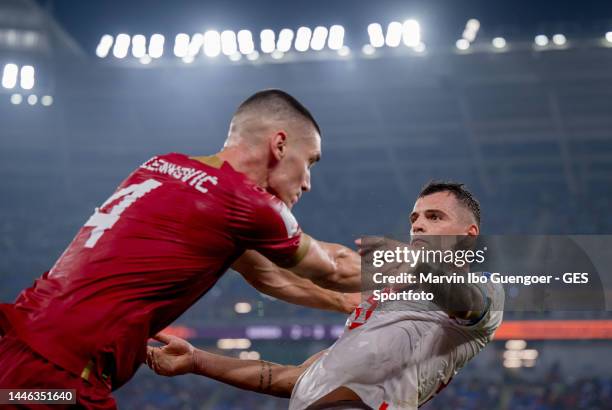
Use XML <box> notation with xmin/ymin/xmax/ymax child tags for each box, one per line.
<box><xmin>310</xmin><ymin>242</ymin><xmax>362</xmax><ymax>293</ymax></box>
<box><xmin>257</xmin><ymin>271</ymin><xmax>352</xmax><ymax>313</ymax></box>
<box><xmin>236</xmin><ymin>250</ymin><xmax>354</xmax><ymax>314</ymax></box>
<box><xmin>192</xmin><ymin>349</ymin><xmax>300</xmax><ymax>398</ymax></box>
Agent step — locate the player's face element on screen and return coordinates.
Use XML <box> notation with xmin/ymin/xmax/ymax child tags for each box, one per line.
<box><xmin>267</xmin><ymin>131</ymin><xmax>321</xmax><ymax>209</ymax></box>
<box><xmin>410</xmin><ymin>192</ymin><xmax>477</xmax><ymax>247</ymax></box>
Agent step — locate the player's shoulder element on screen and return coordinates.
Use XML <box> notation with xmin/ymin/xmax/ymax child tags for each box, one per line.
<box><xmin>243</xmin><ymin>186</ymin><xmax>299</xmax><ymax>236</ymax></box>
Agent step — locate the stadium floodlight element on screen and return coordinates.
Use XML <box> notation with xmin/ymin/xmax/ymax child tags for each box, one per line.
<box><xmin>492</xmin><ymin>37</ymin><xmax>507</xmax><ymax>49</ymax></box>
<box><xmin>260</xmin><ymin>29</ymin><xmax>276</xmax><ymax>53</ymax></box>
<box><xmin>271</xmin><ymin>50</ymin><xmax>284</xmax><ymax>59</ymax></box>
<box><xmin>234</xmin><ymin>302</ymin><xmax>252</xmax><ymax>314</ymax></box>
<box><xmin>462</xmin><ymin>18</ymin><xmax>480</xmax><ymax>42</ymax></box>
<box><xmin>503</xmin><ymin>350</ymin><xmax>521</xmax><ymax>360</ymax></box>
<box><xmin>413</xmin><ymin>42</ymin><xmax>426</xmax><ymax>53</ymax></box>
<box><xmin>521</xmin><ymin>349</ymin><xmax>539</xmax><ymax>360</ymax></box>
<box><xmin>295</xmin><ymin>26</ymin><xmax>312</xmax><ymax>52</ymax></box>
<box><xmin>95</xmin><ymin>35</ymin><xmax>114</xmax><ymax>58</ymax></box>
<box><xmin>221</xmin><ymin>30</ymin><xmax>238</xmax><ymax>56</ymax></box>
<box><xmin>188</xmin><ymin>33</ymin><xmax>204</xmax><ymax>57</ymax></box>
<box><xmin>217</xmin><ymin>338</ymin><xmax>251</xmax><ymax>350</ymax></box>
<box><xmin>2</xmin><ymin>63</ymin><xmax>18</xmax><ymax>89</ymax></box>
<box><xmin>505</xmin><ymin>340</ymin><xmax>527</xmax><ymax>350</ymax></box>
<box><xmin>455</xmin><ymin>38</ymin><xmax>470</xmax><ymax>50</ymax></box>
<box><xmin>385</xmin><ymin>21</ymin><xmax>403</xmax><ymax>47</ymax></box>
<box><xmin>367</xmin><ymin>23</ymin><xmax>384</xmax><ymax>47</ymax></box>
<box><xmin>173</xmin><ymin>33</ymin><xmax>190</xmax><ymax>57</ymax></box>
<box><xmin>41</xmin><ymin>95</ymin><xmax>53</xmax><ymax>106</ymax></box>
<box><xmin>310</xmin><ymin>26</ymin><xmax>328</xmax><ymax>51</ymax></box>
<box><xmin>112</xmin><ymin>33</ymin><xmax>130</xmax><ymax>59</ymax></box>
<box><xmin>246</xmin><ymin>50</ymin><xmax>259</xmax><ymax>61</ymax></box>
<box><xmin>148</xmin><ymin>34</ymin><xmax>165</xmax><ymax>58</ymax></box>
<box><xmin>463</xmin><ymin>27</ymin><xmax>478</xmax><ymax>42</ymax></box>
<box><xmin>503</xmin><ymin>358</ymin><xmax>522</xmax><ymax>368</ymax></box>
<box><xmin>606</xmin><ymin>31</ymin><xmax>612</xmax><ymax>43</ymax></box>
<box><xmin>328</xmin><ymin>25</ymin><xmax>344</xmax><ymax>50</ymax></box>
<box><xmin>10</xmin><ymin>93</ymin><xmax>22</xmax><ymax>105</ymax></box>
<box><xmin>131</xmin><ymin>34</ymin><xmax>147</xmax><ymax>58</ymax></box>
<box><xmin>203</xmin><ymin>30</ymin><xmax>221</xmax><ymax>57</ymax></box>
<box><xmin>467</xmin><ymin>18</ymin><xmax>480</xmax><ymax>31</ymax></box>
<box><xmin>276</xmin><ymin>28</ymin><xmax>294</xmax><ymax>52</ymax></box>
<box><xmin>337</xmin><ymin>45</ymin><xmax>350</xmax><ymax>57</ymax></box>
<box><xmin>237</xmin><ymin>30</ymin><xmax>254</xmax><ymax>55</ymax></box>
<box><xmin>229</xmin><ymin>52</ymin><xmax>242</xmax><ymax>62</ymax></box>
<box><xmin>27</xmin><ymin>94</ymin><xmax>37</xmax><ymax>105</ymax></box>
<box><xmin>534</xmin><ymin>34</ymin><xmax>549</xmax><ymax>47</ymax></box>
<box><xmin>402</xmin><ymin>19</ymin><xmax>421</xmax><ymax>47</ymax></box>
<box><xmin>181</xmin><ymin>55</ymin><xmax>194</xmax><ymax>64</ymax></box>
<box><xmin>19</xmin><ymin>65</ymin><xmax>34</xmax><ymax>90</ymax></box>
<box><xmin>552</xmin><ymin>33</ymin><xmax>567</xmax><ymax>46</ymax></box>
<box><xmin>239</xmin><ymin>351</ymin><xmax>260</xmax><ymax>360</ymax></box>
<box><xmin>362</xmin><ymin>44</ymin><xmax>375</xmax><ymax>55</ymax></box>
<box><xmin>140</xmin><ymin>55</ymin><xmax>152</xmax><ymax>65</ymax></box>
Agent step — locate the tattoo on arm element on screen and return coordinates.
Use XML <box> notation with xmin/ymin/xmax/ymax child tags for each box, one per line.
<box><xmin>267</xmin><ymin>361</ymin><xmax>272</xmax><ymax>392</ymax></box>
<box><xmin>257</xmin><ymin>361</ymin><xmax>273</xmax><ymax>393</ymax></box>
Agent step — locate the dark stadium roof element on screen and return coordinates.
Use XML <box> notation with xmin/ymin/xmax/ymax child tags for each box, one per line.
<box><xmin>34</xmin><ymin>0</ymin><xmax>612</xmax><ymax>52</ymax></box>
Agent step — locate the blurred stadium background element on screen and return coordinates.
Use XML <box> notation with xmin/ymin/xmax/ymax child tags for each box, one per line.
<box><xmin>1</xmin><ymin>0</ymin><xmax>612</xmax><ymax>408</ymax></box>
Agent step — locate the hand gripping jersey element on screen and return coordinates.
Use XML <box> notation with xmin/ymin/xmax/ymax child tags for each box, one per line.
<box><xmin>0</xmin><ymin>153</ymin><xmax>309</xmax><ymax>389</ymax></box>
<box><xmin>290</xmin><ymin>274</ymin><xmax>504</xmax><ymax>410</ymax></box>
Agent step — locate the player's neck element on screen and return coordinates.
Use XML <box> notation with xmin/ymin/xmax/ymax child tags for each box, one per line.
<box><xmin>217</xmin><ymin>147</ymin><xmax>268</xmax><ymax>188</ymax></box>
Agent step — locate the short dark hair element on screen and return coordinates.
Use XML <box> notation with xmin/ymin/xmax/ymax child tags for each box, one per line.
<box><xmin>235</xmin><ymin>89</ymin><xmax>321</xmax><ymax>134</ymax></box>
<box><xmin>419</xmin><ymin>181</ymin><xmax>481</xmax><ymax>225</ymax></box>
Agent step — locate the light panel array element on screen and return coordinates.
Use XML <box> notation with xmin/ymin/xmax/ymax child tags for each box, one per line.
<box><xmin>367</xmin><ymin>20</ymin><xmax>421</xmax><ymax>49</ymax></box>
<box><xmin>456</xmin><ymin>19</ymin><xmax>480</xmax><ymax>51</ymax></box>
<box><xmin>2</xmin><ymin>63</ymin><xmax>35</xmax><ymax>90</ymax></box>
<box><xmin>534</xmin><ymin>33</ymin><xmax>567</xmax><ymax>48</ymax></box>
<box><xmin>96</xmin><ymin>25</ymin><xmax>345</xmax><ymax>63</ymax></box>
<box><xmin>8</xmin><ymin>93</ymin><xmax>53</xmax><ymax>106</ymax></box>
<box><xmin>94</xmin><ymin>26</ymin><xmax>612</xmax><ymax>63</ymax></box>
<box><xmin>503</xmin><ymin>340</ymin><xmax>538</xmax><ymax>369</ymax></box>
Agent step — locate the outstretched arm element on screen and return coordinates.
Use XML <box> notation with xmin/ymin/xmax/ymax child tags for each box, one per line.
<box><xmin>147</xmin><ymin>333</ymin><xmax>325</xmax><ymax>398</ymax></box>
<box><xmin>233</xmin><ymin>250</ymin><xmax>360</xmax><ymax>314</ymax></box>
<box><xmin>286</xmin><ymin>235</ymin><xmax>362</xmax><ymax>293</ymax></box>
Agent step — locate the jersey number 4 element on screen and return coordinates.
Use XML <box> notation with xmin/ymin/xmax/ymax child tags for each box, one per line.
<box><xmin>83</xmin><ymin>179</ymin><xmax>162</xmax><ymax>248</ymax></box>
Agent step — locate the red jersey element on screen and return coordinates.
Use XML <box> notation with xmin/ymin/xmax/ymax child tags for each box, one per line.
<box><xmin>0</xmin><ymin>153</ymin><xmax>309</xmax><ymax>389</ymax></box>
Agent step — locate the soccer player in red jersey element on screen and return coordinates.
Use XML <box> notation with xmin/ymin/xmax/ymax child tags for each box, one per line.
<box><xmin>0</xmin><ymin>90</ymin><xmax>363</xmax><ymax>409</ymax></box>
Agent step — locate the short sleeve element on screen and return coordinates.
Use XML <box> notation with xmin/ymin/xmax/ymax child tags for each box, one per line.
<box><xmin>230</xmin><ymin>187</ymin><xmax>311</xmax><ymax>267</ymax></box>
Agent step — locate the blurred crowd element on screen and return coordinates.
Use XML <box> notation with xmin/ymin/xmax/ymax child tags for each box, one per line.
<box><xmin>114</xmin><ymin>363</ymin><xmax>612</xmax><ymax>410</ymax></box>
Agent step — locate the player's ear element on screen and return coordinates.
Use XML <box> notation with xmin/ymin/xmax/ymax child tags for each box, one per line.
<box><xmin>269</xmin><ymin>131</ymin><xmax>287</xmax><ymax>163</ymax></box>
<box><xmin>466</xmin><ymin>224</ymin><xmax>479</xmax><ymax>236</ymax></box>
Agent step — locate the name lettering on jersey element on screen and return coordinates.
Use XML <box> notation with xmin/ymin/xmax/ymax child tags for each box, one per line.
<box><xmin>141</xmin><ymin>157</ymin><xmax>219</xmax><ymax>193</ymax></box>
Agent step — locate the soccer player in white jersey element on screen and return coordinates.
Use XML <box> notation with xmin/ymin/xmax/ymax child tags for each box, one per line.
<box><xmin>147</xmin><ymin>182</ymin><xmax>504</xmax><ymax>410</ymax></box>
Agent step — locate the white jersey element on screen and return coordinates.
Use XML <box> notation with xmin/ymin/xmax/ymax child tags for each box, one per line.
<box><xmin>290</xmin><ymin>275</ymin><xmax>504</xmax><ymax>410</ymax></box>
